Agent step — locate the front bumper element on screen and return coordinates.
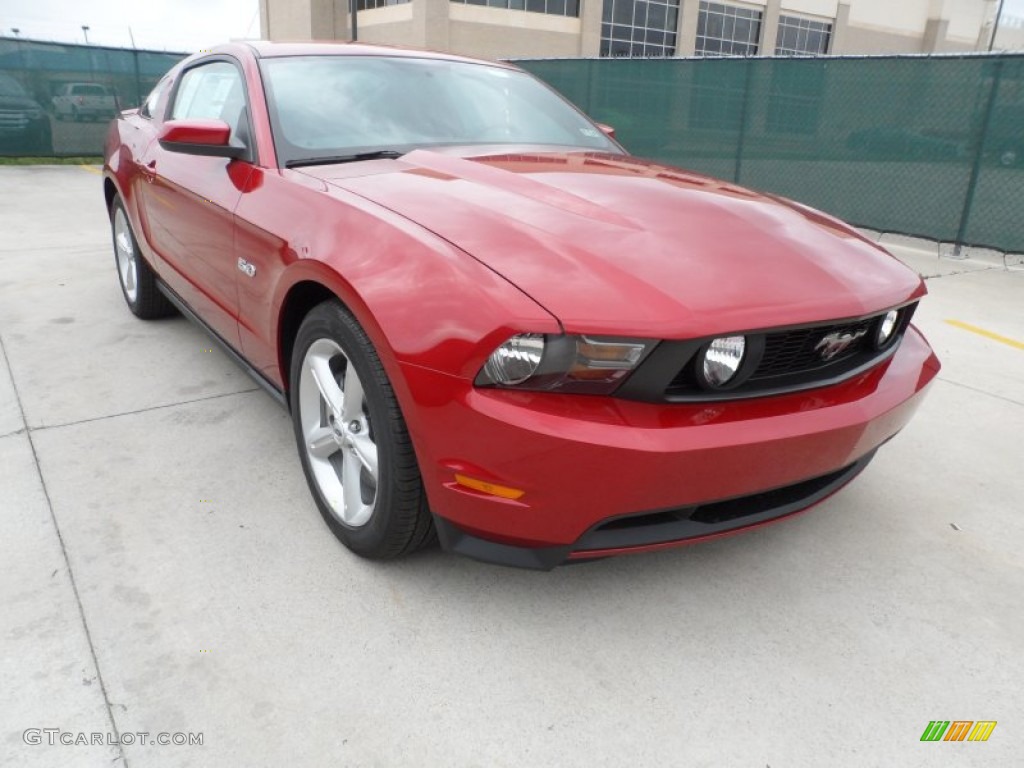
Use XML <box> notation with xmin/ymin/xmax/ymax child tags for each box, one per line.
<box><xmin>435</xmin><ymin>450</ymin><xmax>878</xmax><ymax>569</ymax></box>
<box><xmin>400</xmin><ymin>326</ymin><xmax>939</xmax><ymax>569</ymax></box>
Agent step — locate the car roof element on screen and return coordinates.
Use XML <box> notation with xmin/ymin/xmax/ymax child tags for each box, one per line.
<box><xmin>212</xmin><ymin>40</ymin><xmax>517</xmax><ymax>70</ymax></box>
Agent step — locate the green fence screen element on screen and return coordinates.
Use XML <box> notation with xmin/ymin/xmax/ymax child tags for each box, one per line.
<box><xmin>0</xmin><ymin>37</ymin><xmax>185</xmax><ymax>157</ymax></box>
<box><xmin>516</xmin><ymin>54</ymin><xmax>1024</xmax><ymax>253</ymax></box>
<box><xmin>1</xmin><ymin>41</ymin><xmax>1020</xmax><ymax>252</ymax></box>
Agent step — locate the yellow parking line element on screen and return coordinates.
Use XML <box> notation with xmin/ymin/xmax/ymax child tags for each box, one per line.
<box><xmin>78</xmin><ymin>164</ymin><xmax>102</xmax><ymax>174</ymax></box>
<box><xmin>945</xmin><ymin>319</ymin><xmax>1024</xmax><ymax>351</ymax></box>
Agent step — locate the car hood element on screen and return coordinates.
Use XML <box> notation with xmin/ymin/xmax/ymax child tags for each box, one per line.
<box><xmin>303</xmin><ymin>149</ymin><xmax>925</xmax><ymax>338</ymax></box>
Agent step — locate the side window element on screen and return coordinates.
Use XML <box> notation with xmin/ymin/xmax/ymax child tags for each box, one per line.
<box><xmin>140</xmin><ymin>77</ymin><xmax>170</xmax><ymax>120</ymax></box>
<box><xmin>169</xmin><ymin>61</ymin><xmax>249</xmax><ymax>144</ymax></box>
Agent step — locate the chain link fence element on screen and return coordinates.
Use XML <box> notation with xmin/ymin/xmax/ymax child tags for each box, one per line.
<box><xmin>516</xmin><ymin>54</ymin><xmax>1024</xmax><ymax>254</ymax></box>
<box><xmin>0</xmin><ymin>37</ymin><xmax>185</xmax><ymax>157</ymax></box>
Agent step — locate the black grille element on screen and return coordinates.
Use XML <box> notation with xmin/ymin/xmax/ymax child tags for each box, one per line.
<box><xmin>617</xmin><ymin>303</ymin><xmax>919</xmax><ymax>403</ymax></box>
<box><xmin>572</xmin><ymin>452</ymin><xmax>877</xmax><ymax>553</ymax></box>
<box><xmin>750</xmin><ymin>318</ymin><xmax>873</xmax><ymax>381</ymax></box>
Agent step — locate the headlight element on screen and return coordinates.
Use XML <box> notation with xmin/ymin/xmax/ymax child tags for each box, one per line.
<box><xmin>699</xmin><ymin>335</ymin><xmax>746</xmax><ymax>388</ymax></box>
<box><xmin>476</xmin><ymin>334</ymin><xmax>655</xmax><ymax>395</ymax></box>
<box><xmin>481</xmin><ymin>333</ymin><xmax>545</xmax><ymax>385</ymax></box>
<box><xmin>25</xmin><ymin>109</ymin><xmax>42</xmax><ymax>120</ymax></box>
<box><xmin>876</xmin><ymin>309</ymin><xmax>899</xmax><ymax>348</ymax></box>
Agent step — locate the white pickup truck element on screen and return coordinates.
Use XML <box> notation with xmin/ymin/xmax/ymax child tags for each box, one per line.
<box><xmin>52</xmin><ymin>83</ymin><xmax>117</xmax><ymax>121</ymax></box>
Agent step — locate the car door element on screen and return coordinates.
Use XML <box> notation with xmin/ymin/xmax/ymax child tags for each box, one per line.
<box><xmin>137</xmin><ymin>58</ymin><xmax>255</xmax><ymax>350</ymax></box>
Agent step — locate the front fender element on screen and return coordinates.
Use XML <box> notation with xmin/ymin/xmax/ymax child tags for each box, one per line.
<box><xmin>233</xmin><ymin>169</ymin><xmax>559</xmax><ymax>408</ymax></box>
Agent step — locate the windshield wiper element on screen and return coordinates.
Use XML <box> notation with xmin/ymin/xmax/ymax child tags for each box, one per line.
<box><xmin>285</xmin><ymin>150</ymin><xmax>406</xmax><ymax>169</ymax></box>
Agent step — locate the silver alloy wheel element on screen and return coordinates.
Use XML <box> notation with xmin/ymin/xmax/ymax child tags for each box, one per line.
<box><xmin>113</xmin><ymin>207</ymin><xmax>138</xmax><ymax>303</ymax></box>
<box><xmin>299</xmin><ymin>338</ymin><xmax>379</xmax><ymax>527</ymax></box>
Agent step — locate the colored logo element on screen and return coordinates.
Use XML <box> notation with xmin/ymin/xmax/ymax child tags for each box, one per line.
<box><xmin>921</xmin><ymin>721</ymin><xmax>997</xmax><ymax>742</ymax></box>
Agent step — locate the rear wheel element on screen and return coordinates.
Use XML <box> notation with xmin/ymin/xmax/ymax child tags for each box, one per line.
<box><xmin>290</xmin><ymin>300</ymin><xmax>433</xmax><ymax>559</ymax></box>
<box><xmin>110</xmin><ymin>196</ymin><xmax>175</xmax><ymax>319</ymax></box>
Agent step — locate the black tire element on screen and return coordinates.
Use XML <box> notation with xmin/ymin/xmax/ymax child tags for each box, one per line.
<box><xmin>109</xmin><ymin>196</ymin><xmax>175</xmax><ymax>319</ymax></box>
<box><xmin>290</xmin><ymin>300</ymin><xmax>434</xmax><ymax>560</ymax></box>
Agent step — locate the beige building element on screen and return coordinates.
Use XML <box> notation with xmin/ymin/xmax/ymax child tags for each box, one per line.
<box><xmin>259</xmin><ymin>0</ymin><xmax>1014</xmax><ymax>59</ymax></box>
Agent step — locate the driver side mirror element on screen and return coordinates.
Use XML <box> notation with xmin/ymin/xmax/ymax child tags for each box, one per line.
<box><xmin>158</xmin><ymin>119</ymin><xmax>245</xmax><ymax>159</ymax></box>
<box><xmin>596</xmin><ymin>123</ymin><xmax>616</xmax><ymax>139</ymax></box>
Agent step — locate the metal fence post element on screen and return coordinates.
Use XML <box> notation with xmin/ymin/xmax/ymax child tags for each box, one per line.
<box><xmin>132</xmin><ymin>49</ymin><xmax>142</xmax><ymax>107</ymax></box>
<box><xmin>954</xmin><ymin>57</ymin><xmax>1004</xmax><ymax>256</ymax></box>
<box><xmin>734</xmin><ymin>58</ymin><xmax>755</xmax><ymax>184</ymax></box>
<box><xmin>585</xmin><ymin>58</ymin><xmax>596</xmax><ymax>116</ymax></box>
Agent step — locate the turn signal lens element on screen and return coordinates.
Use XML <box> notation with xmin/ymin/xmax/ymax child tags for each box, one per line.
<box><xmin>454</xmin><ymin>474</ymin><xmax>525</xmax><ymax>500</ymax></box>
<box><xmin>482</xmin><ymin>334</ymin><xmax>545</xmax><ymax>385</ymax></box>
<box><xmin>573</xmin><ymin>336</ymin><xmax>647</xmax><ymax>371</ymax></box>
<box><xmin>701</xmin><ymin>335</ymin><xmax>746</xmax><ymax>387</ymax></box>
<box><xmin>476</xmin><ymin>334</ymin><xmax>655</xmax><ymax>394</ymax></box>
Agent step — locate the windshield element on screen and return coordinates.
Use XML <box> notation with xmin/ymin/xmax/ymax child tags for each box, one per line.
<box><xmin>260</xmin><ymin>55</ymin><xmax>619</xmax><ymax>166</ymax></box>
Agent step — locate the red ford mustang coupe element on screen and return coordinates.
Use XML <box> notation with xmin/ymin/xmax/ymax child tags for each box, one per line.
<box><xmin>103</xmin><ymin>42</ymin><xmax>939</xmax><ymax>569</ymax></box>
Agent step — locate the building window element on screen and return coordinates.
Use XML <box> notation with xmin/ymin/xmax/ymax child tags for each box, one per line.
<box><xmin>696</xmin><ymin>1</ymin><xmax>762</xmax><ymax>56</ymax></box>
<box><xmin>775</xmin><ymin>14</ymin><xmax>832</xmax><ymax>55</ymax></box>
<box><xmin>358</xmin><ymin>0</ymin><xmax>411</xmax><ymax>8</ymax></box>
<box><xmin>450</xmin><ymin>0</ymin><xmax>580</xmax><ymax>18</ymax></box>
<box><xmin>600</xmin><ymin>0</ymin><xmax>680</xmax><ymax>58</ymax></box>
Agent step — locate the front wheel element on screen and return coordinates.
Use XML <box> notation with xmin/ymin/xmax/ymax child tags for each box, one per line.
<box><xmin>290</xmin><ymin>300</ymin><xmax>434</xmax><ymax>559</ymax></box>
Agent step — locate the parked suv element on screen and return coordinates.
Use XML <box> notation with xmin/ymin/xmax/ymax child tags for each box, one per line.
<box><xmin>52</xmin><ymin>83</ymin><xmax>117</xmax><ymax>121</ymax></box>
<box><xmin>0</xmin><ymin>74</ymin><xmax>52</xmax><ymax>154</ymax></box>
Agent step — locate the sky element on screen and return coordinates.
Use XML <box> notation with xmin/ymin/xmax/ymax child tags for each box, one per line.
<box><xmin>0</xmin><ymin>0</ymin><xmax>1022</xmax><ymax>52</ymax></box>
<box><xmin>1</xmin><ymin>0</ymin><xmax>260</xmax><ymax>52</ymax></box>
<box><xmin>1000</xmin><ymin>0</ymin><xmax>1024</xmax><ymax>27</ymax></box>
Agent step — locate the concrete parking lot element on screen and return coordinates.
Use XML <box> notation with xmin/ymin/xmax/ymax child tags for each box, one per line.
<box><xmin>1</xmin><ymin>165</ymin><xmax>1022</xmax><ymax>767</ymax></box>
